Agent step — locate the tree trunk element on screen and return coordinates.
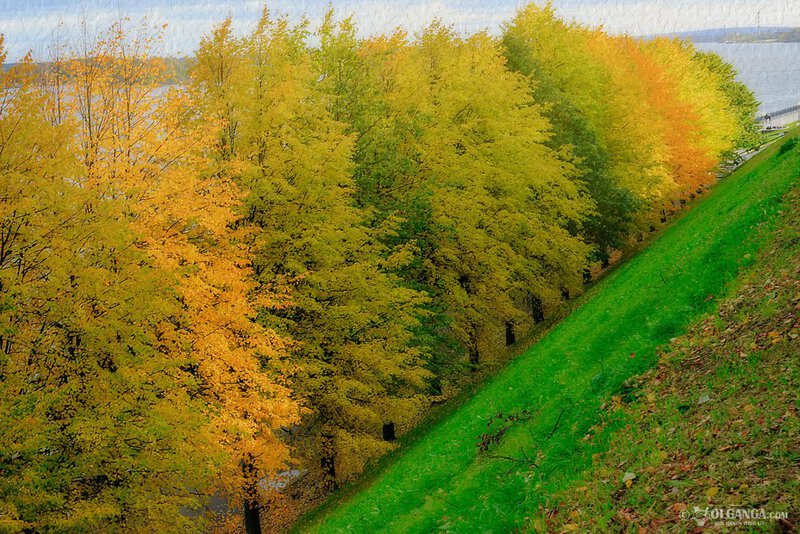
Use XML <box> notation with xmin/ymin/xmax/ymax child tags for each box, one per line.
<box><xmin>382</xmin><ymin>422</ymin><xmax>396</xmax><ymax>442</ymax></box>
<box><xmin>505</xmin><ymin>321</ymin><xmax>516</xmax><ymax>346</ymax></box>
<box><xmin>429</xmin><ymin>375</ymin><xmax>442</xmax><ymax>396</ymax></box>
<box><xmin>242</xmin><ymin>455</ymin><xmax>262</xmax><ymax>534</ymax></box>
<box><xmin>561</xmin><ymin>287</ymin><xmax>570</xmax><ymax>301</ymax></box>
<box><xmin>244</xmin><ymin>501</ymin><xmax>261</xmax><ymax>534</ymax></box>
<box><xmin>321</xmin><ymin>454</ymin><xmax>337</xmax><ymax>489</ymax></box>
<box><xmin>530</xmin><ymin>295</ymin><xmax>545</xmax><ymax>324</ymax></box>
<box><xmin>468</xmin><ymin>345</ymin><xmax>480</xmax><ymax>368</ymax></box>
<box><xmin>467</xmin><ymin>328</ymin><xmax>480</xmax><ymax>370</ymax></box>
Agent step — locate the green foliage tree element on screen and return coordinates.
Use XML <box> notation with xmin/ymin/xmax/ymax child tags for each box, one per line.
<box><xmin>399</xmin><ymin>24</ymin><xmax>591</xmax><ymax>365</ymax></box>
<box><xmin>502</xmin><ymin>4</ymin><xmax>667</xmax><ymax>265</ymax></box>
<box><xmin>313</xmin><ymin>18</ymin><xmax>592</xmax><ymax>383</ymax></box>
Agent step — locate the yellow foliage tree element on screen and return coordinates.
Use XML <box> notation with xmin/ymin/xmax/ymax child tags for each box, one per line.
<box><xmin>0</xmin><ymin>40</ymin><xmax>215</xmax><ymax>532</ymax></box>
<box><xmin>193</xmin><ymin>11</ymin><xmax>431</xmax><ymax>490</ymax></box>
<box><xmin>50</xmin><ymin>21</ymin><xmax>300</xmax><ymax>529</ymax></box>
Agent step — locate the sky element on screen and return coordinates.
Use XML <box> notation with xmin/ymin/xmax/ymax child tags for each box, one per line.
<box><xmin>0</xmin><ymin>0</ymin><xmax>799</xmax><ymax>61</ymax></box>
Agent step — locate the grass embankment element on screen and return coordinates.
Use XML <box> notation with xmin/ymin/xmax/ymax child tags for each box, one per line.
<box><xmin>300</xmin><ymin>131</ymin><xmax>800</xmax><ymax>533</ymax></box>
<box><xmin>547</xmin><ymin>159</ymin><xmax>800</xmax><ymax>532</ymax></box>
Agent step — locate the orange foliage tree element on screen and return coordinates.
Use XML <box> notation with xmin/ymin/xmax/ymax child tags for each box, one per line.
<box><xmin>48</xmin><ymin>21</ymin><xmax>301</xmax><ymax>529</ymax></box>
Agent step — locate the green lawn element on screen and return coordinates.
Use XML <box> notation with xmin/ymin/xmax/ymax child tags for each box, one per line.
<box><xmin>300</xmin><ymin>131</ymin><xmax>800</xmax><ymax>533</ymax></box>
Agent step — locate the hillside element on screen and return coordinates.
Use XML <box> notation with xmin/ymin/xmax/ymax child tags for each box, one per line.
<box><xmin>300</xmin><ymin>132</ymin><xmax>800</xmax><ymax>533</ymax></box>
<box><xmin>546</xmin><ymin>146</ymin><xmax>800</xmax><ymax>532</ymax></box>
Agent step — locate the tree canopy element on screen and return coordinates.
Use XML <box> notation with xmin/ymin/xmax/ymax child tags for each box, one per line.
<box><xmin>0</xmin><ymin>3</ymin><xmax>757</xmax><ymax>530</ymax></box>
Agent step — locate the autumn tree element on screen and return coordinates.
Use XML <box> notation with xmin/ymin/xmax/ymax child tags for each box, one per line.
<box><xmin>0</xmin><ymin>42</ymin><xmax>214</xmax><ymax>532</ymax></box>
<box><xmin>191</xmin><ymin>17</ymin><xmax>248</xmax><ymax>163</ymax></box>
<box><xmin>639</xmin><ymin>37</ymin><xmax>739</xmax><ymax>199</ymax></box>
<box><xmin>194</xmin><ymin>11</ymin><xmax>431</xmax><ymax>488</ymax></box>
<box><xmin>692</xmin><ymin>50</ymin><xmax>760</xmax><ymax>153</ymax></box>
<box><xmin>503</xmin><ymin>4</ymin><xmax>673</xmax><ymax>264</ymax></box>
<box><xmin>0</xmin><ymin>7</ymin><xmax>755</xmax><ymax>529</ymax></box>
<box><xmin>313</xmin><ymin>18</ymin><xmax>592</xmax><ymax>383</ymax></box>
<box><xmin>52</xmin><ymin>21</ymin><xmax>300</xmax><ymax>531</ymax></box>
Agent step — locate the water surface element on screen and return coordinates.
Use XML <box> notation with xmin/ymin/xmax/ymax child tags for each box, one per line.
<box><xmin>696</xmin><ymin>42</ymin><xmax>800</xmax><ymax>114</ymax></box>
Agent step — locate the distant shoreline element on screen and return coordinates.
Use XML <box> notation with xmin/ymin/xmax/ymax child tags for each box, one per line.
<box><xmin>649</xmin><ymin>26</ymin><xmax>800</xmax><ymax>44</ymax></box>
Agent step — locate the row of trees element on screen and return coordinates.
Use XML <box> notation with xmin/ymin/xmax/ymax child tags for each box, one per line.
<box><xmin>0</xmin><ymin>3</ymin><xmax>757</xmax><ymax>531</ymax></box>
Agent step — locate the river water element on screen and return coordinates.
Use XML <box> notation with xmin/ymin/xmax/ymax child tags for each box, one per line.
<box><xmin>695</xmin><ymin>42</ymin><xmax>800</xmax><ymax>114</ymax></box>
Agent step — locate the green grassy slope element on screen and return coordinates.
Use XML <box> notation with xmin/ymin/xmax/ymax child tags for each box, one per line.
<box><xmin>302</xmin><ymin>132</ymin><xmax>800</xmax><ymax>533</ymax></box>
<box><xmin>545</xmin><ymin>171</ymin><xmax>800</xmax><ymax>533</ymax></box>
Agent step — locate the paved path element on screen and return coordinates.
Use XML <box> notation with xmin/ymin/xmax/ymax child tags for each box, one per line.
<box><xmin>759</xmin><ymin>104</ymin><xmax>800</xmax><ymax>130</ymax></box>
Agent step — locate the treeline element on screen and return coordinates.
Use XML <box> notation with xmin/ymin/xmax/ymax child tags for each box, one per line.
<box><xmin>0</xmin><ymin>3</ymin><xmax>757</xmax><ymax>532</ymax></box>
<box><xmin>725</xmin><ymin>27</ymin><xmax>800</xmax><ymax>43</ymax></box>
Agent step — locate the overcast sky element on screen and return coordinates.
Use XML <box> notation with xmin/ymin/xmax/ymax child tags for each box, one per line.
<box><xmin>0</xmin><ymin>0</ymin><xmax>798</xmax><ymax>61</ymax></box>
